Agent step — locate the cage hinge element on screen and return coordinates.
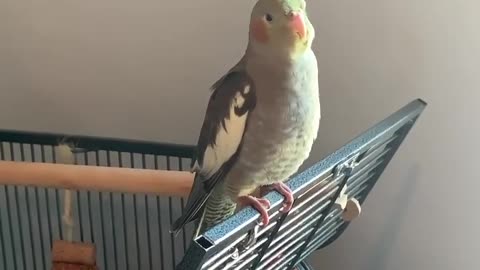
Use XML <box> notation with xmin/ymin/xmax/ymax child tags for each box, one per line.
<box><xmin>333</xmin><ymin>152</ymin><xmax>361</xmax><ymax>178</ymax></box>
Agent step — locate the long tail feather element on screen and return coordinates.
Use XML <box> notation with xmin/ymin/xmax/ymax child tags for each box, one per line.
<box><xmin>170</xmin><ymin>173</ymin><xmax>211</xmax><ymax>236</ymax></box>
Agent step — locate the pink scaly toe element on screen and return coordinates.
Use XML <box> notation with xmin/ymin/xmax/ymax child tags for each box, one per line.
<box><xmin>238</xmin><ymin>195</ymin><xmax>271</xmax><ymax>226</ymax></box>
<box><xmin>261</xmin><ymin>182</ymin><xmax>294</xmax><ymax>213</ymax></box>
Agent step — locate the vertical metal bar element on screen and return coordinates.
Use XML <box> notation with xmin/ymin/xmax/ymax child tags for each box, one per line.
<box><xmin>29</xmin><ymin>144</ymin><xmax>35</xmax><ymax>163</ymax></box>
<box><xmin>19</xmin><ymin>143</ymin><xmax>25</xmax><ymax>160</ymax></box>
<box><xmin>0</xmin><ymin>142</ymin><xmax>9</xmax><ymax>269</ymax></box>
<box><xmin>85</xmin><ymin>152</ymin><xmax>95</xmax><ymax>244</ymax></box>
<box><xmin>10</xmin><ymin>143</ymin><xmax>28</xmax><ymax>269</ymax></box>
<box><xmin>131</xmin><ymin>153</ymin><xmax>141</xmax><ymax>270</ymax></box>
<box><xmin>29</xmin><ymin>144</ymin><xmax>36</xmax><ymax>161</ymax></box>
<box><xmin>0</xmin><ymin>143</ymin><xmax>6</xmax><ymax>270</ymax></box>
<box><xmin>8</xmin><ymin>143</ymin><xmax>21</xmax><ymax>269</ymax></box>
<box><xmin>119</xmin><ymin>153</ymin><xmax>130</xmax><ymax>270</ymax></box>
<box><xmin>0</xmin><ymin>142</ymin><xmax>4</xmax><ymax>160</ymax></box>
<box><xmin>142</xmin><ymin>154</ymin><xmax>153</xmax><ymax>270</ymax></box>
<box><xmin>9</xmin><ymin>143</ymin><xmax>14</xmax><ymax>161</ymax></box>
<box><xmin>40</xmin><ymin>145</ymin><xmax>46</xmax><ymax>162</ymax></box>
<box><xmin>5</xmin><ymin>185</ymin><xmax>18</xmax><ymax>270</ymax></box>
<box><xmin>40</xmin><ymin>145</ymin><xmax>53</xmax><ymax>248</ymax></box>
<box><xmin>76</xmin><ymin>190</ymin><xmax>84</xmax><ymax>242</ymax></box>
<box><xmin>30</xmin><ymin>144</ymin><xmax>47</xmax><ymax>270</ymax></box>
<box><xmin>73</xmin><ymin>152</ymin><xmax>85</xmax><ymax>243</ymax></box>
<box><xmin>52</xmin><ymin>147</ymin><xmax>63</xmax><ymax>240</ymax></box>
<box><xmin>107</xmin><ymin>151</ymin><xmax>118</xmax><ymax>270</ymax></box>
<box><xmin>166</xmin><ymin>156</ymin><xmax>176</xmax><ymax>267</ymax></box>
<box><xmin>30</xmin><ymin>144</ymin><xmax>47</xmax><ymax>269</ymax></box>
<box><xmin>21</xmin><ymin>144</ymin><xmax>37</xmax><ymax>270</ymax></box>
<box><xmin>0</xmin><ymin>209</ymin><xmax>6</xmax><ymax>270</ymax></box>
<box><xmin>155</xmin><ymin>156</ymin><xmax>165</xmax><ymax>270</ymax></box>
<box><xmin>72</xmin><ymin>149</ymin><xmax>82</xmax><ymax>242</ymax></box>
<box><xmin>26</xmin><ymin>188</ymin><xmax>38</xmax><ymax>270</ymax></box>
<box><xmin>178</xmin><ymin>157</ymin><xmax>188</xmax><ymax>253</ymax></box>
<box><xmin>96</xmin><ymin>151</ymin><xmax>108</xmax><ymax>270</ymax></box>
<box><xmin>14</xmin><ymin>186</ymin><xmax>28</xmax><ymax>269</ymax></box>
<box><xmin>87</xmin><ymin>191</ymin><xmax>94</xmax><ymax>243</ymax></box>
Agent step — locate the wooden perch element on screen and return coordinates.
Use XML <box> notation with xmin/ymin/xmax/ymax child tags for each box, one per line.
<box><xmin>0</xmin><ymin>160</ymin><xmax>194</xmax><ymax>197</ymax></box>
<box><xmin>52</xmin><ymin>240</ymin><xmax>97</xmax><ymax>266</ymax></box>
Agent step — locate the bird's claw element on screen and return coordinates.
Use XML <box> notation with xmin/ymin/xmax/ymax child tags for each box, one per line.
<box><xmin>261</xmin><ymin>182</ymin><xmax>294</xmax><ymax>213</ymax></box>
<box><xmin>238</xmin><ymin>195</ymin><xmax>271</xmax><ymax>226</ymax></box>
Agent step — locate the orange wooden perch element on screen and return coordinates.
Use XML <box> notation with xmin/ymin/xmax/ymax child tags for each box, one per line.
<box><xmin>0</xmin><ymin>160</ymin><xmax>194</xmax><ymax>197</ymax></box>
<box><xmin>52</xmin><ymin>240</ymin><xmax>98</xmax><ymax>270</ymax></box>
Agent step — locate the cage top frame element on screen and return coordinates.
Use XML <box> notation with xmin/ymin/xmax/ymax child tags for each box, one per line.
<box><xmin>0</xmin><ymin>129</ymin><xmax>195</xmax><ymax>159</ymax></box>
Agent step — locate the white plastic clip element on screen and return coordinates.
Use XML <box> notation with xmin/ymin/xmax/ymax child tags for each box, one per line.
<box><xmin>334</xmin><ymin>184</ymin><xmax>349</xmax><ymax>210</ymax></box>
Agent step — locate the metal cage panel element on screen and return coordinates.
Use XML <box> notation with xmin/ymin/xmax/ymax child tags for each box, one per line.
<box><xmin>177</xmin><ymin>99</ymin><xmax>426</xmax><ymax>270</ymax></box>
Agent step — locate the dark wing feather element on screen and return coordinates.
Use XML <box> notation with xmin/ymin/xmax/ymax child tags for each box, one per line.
<box><xmin>170</xmin><ymin>70</ymin><xmax>256</xmax><ymax>235</ymax></box>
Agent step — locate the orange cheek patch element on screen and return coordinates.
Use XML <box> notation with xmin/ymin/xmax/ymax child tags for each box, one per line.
<box><xmin>251</xmin><ymin>19</ymin><xmax>269</xmax><ymax>43</ymax></box>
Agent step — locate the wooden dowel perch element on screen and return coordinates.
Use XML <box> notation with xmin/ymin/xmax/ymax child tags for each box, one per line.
<box><xmin>52</xmin><ymin>240</ymin><xmax>96</xmax><ymax>269</ymax></box>
<box><xmin>0</xmin><ymin>160</ymin><xmax>194</xmax><ymax>197</ymax></box>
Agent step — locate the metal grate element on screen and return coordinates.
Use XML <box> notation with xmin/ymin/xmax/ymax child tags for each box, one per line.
<box><xmin>177</xmin><ymin>99</ymin><xmax>427</xmax><ymax>270</ymax></box>
<box><xmin>0</xmin><ymin>131</ymin><xmax>196</xmax><ymax>270</ymax></box>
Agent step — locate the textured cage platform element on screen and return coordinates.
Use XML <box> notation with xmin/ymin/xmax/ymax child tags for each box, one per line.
<box><xmin>0</xmin><ymin>99</ymin><xmax>426</xmax><ymax>270</ymax></box>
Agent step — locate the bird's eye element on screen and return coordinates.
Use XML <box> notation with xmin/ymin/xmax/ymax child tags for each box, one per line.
<box><xmin>265</xmin><ymin>13</ymin><xmax>273</xmax><ymax>22</ymax></box>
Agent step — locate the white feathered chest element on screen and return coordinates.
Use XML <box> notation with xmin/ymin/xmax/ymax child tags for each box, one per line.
<box><xmin>225</xmin><ymin>49</ymin><xmax>321</xmax><ymax>195</ymax></box>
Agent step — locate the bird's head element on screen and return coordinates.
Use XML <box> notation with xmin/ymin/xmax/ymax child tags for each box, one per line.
<box><xmin>247</xmin><ymin>0</ymin><xmax>314</xmax><ymax>60</ymax></box>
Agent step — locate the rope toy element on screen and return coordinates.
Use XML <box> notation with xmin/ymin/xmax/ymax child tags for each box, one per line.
<box><xmin>58</xmin><ymin>144</ymin><xmax>75</xmax><ymax>242</ymax></box>
<box><xmin>52</xmin><ymin>143</ymin><xmax>98</xmax><ymax>270</ymax></box>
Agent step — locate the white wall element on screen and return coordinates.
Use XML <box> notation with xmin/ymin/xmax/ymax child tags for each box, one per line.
<box><xmin>1</xmin><ymin>1</ymin><xmax>479</xmax><ymax>269</ymax></box>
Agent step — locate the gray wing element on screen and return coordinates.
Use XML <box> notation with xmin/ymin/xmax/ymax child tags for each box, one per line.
<box><xmin>171</xmin><ymin>70</ymin><xmax>256</xmax><ymax>234</ymax></box>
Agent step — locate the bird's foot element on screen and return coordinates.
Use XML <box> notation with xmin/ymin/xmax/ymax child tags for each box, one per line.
<box><xmin>260</xmin><ymin>182</ymin><xmax>294</xmax><ymax>213</ymax></box>
<box><xmin>238</xmin><ymin>195</ymin><xmax>271</xmax><ymax>226</ymax></box>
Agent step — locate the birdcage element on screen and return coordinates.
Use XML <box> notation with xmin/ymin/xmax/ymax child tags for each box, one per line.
<box><xmin>0</xmin><ymin>99</ymin><xmax>427</xmax><ymax>270</ymax></box>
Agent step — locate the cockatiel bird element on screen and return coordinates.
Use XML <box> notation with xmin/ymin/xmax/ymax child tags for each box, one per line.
<box><xmin>171</xmin><ymin>0</ymin><xmax>320</xmax><ymax>237</ymax></box>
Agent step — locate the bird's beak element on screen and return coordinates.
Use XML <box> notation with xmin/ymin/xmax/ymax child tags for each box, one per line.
<box><xmin>287</xmin><ymin>11</ymin><xmax>306</xmax><ymax>40</ymax></box>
